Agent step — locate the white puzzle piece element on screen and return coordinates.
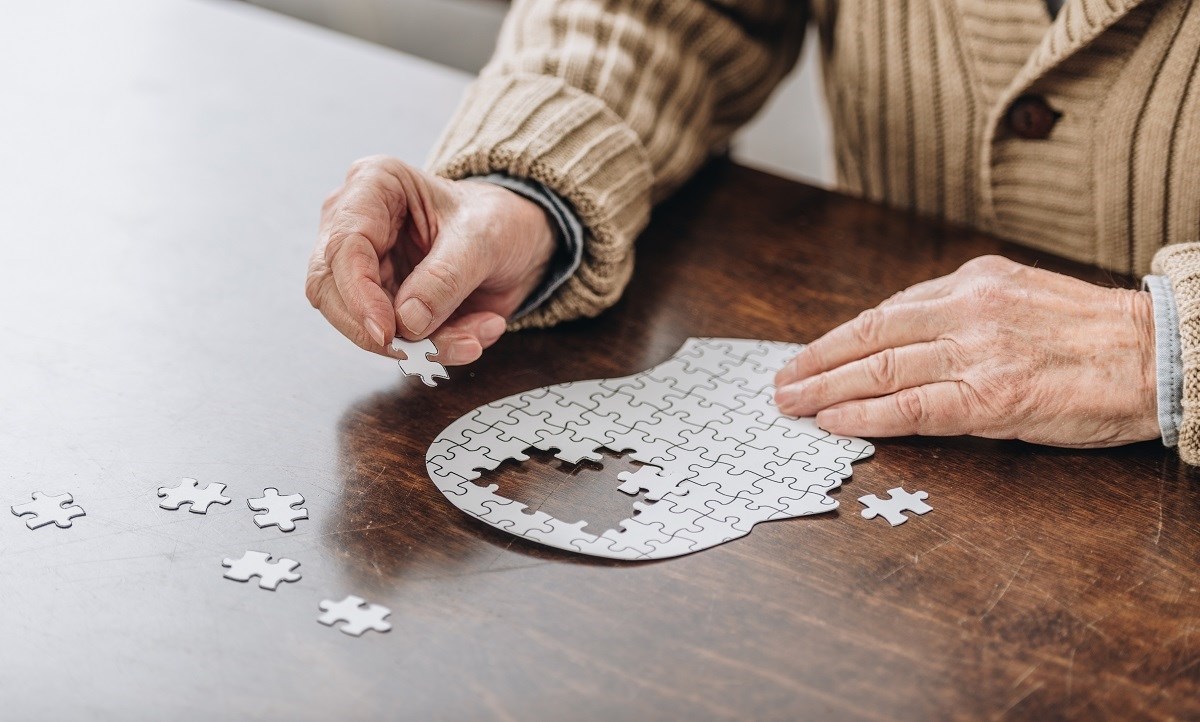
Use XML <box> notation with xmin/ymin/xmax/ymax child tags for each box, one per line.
<box><xmin>11</xmin><ymin>491</ymin><xmax>85</xmax><ymax>530</ymax></box>
<box><xmin>426</xmin><ymin>338</ymin><xmax>876</xmax><ymax>560</ymax></box>
<box><xmin>391</xmin><ymin>337</ymin><xmax>449</xmax><ymax>387</ymax></box>
<box><xmin>221</xmin><ymin>550</ymin><xmax>301</xmax><ymax>590</ymax></box>
<box><xmin>158</xmin><ymin>478</ymin><xmax>231</xmax><ymax>514</ymax></box>
<box><xmin>858</xmin><ymin>487</ymin><xmax>932</xmax><ymax>526</ymax></box>
<box><xmin>318</xmin><ymin>595</ymin><xmax>392</xmax><ymax>636</ymax></box>
<box><xmin>246</xmin><ymin>488</ymin><xmax>308</xmax><ymax>532</ymax></box>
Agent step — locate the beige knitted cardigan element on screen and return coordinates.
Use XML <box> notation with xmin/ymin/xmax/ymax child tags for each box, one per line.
<box><xmin>428</xmin><ymin>0</ymin><xmax>1200</xmax><ymax>461</ymax></box>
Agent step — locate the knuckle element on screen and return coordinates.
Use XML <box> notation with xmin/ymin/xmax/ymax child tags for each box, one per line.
<box><xmin>302</xmin><ymin>263</ymin><xmax>331</xmax><ymax>309</ymax></box>
<box><xmin>806</xmin><ymin>372</ymin><xmax>831</xmax><ymax>400</ymax></box>
<box><xmin>851</xmin><ymin>307</ymin><xmax>885</xmax><ymax>346</ymax></box>
<box><xmin>866</xmin><ymin>348</ymin><xmax>898</xmax><ymax>388</ymax></box>
<box><xmin>323</xmin><ymin>232</ymin><xmax>347</xmax><ymax>263</ymax></box>
<box><xmin>321</xmin><ymin>187</ymin><xmax>343</xmax><ymax>213</ymax></box>
<box><xmin>894</xmin><ymin>387</ymin><xmax>928</xmax><ymax>429</ymax></box>
<box><xmin>323</xmin><ymin>230</ymin><xmax>367</xmax><ymax>266</ymax></box>
<box><xmin>991</xmin><ymin>370</ymin><xmax>1026</xmax><ymax>410</ymax></box>
<box><xmin>937</xmin><ymin>337</ymin><xmax>970</xmax><ymax>371</ymax></box>
<box><xmin>348</xmin><ymin>154</ymin><xmax>387</xmax><ymax>175</ymax></box>
<box><xmin>961</xmin><ymin>254</ymin><xmax>1011</xmax><ymax>276</ymax></box>
<box><xmin>304</xmin><ymin>254</ymin><xmax>331</xmax><ymax>308</ymax></box>
<box><xmin>420</xmin><ymin>256</ymin><xmax>463</xmax><ymax>302</ymax></box>
<box><xmin>965</xmin><ymin>277</ymin><xmax>1010</xmax><ymax>308</ymax></box>
<box><xmin>795</xmin><ymin>345</ymin><xmax>828</xmax><ymax>377</ymax></box>
<box><xmin>304</xmin><ymin>274</ymin><xmax>324</xmax><ymax>308</ymax></box>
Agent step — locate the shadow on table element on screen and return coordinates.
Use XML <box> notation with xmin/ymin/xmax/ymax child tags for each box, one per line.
<box><xmin>322</xmin><ymin>382</ymin><xmax>646</xmax><ymax>592</ymax></box>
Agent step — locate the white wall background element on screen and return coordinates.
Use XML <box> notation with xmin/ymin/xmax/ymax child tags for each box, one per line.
<box><xmin>246</xmin><ymin>0</ymin><xmax>833</xmax><ymax>186</ymax></box>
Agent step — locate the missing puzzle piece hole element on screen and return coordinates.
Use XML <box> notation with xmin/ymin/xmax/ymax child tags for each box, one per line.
<box><xmin>475</xmin><ymin>447</ymin><xmax>660</xmax><ymax>537</ymax></box>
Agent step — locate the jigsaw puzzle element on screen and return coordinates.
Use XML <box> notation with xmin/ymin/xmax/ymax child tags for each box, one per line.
<box><xmin>158</xmin><ymin>478</ymin><xmax>232</xmax><ymax>514</ymax></box>
<box><xmin>11</xmin><ymin>492</ymin><xmax>85</xmax><ymax>530</ymax></box>
<box><xmin>858</xmin><ymin>487</ymin><xmax>932</xmax><ymax>526</ymax></box>
<box><xmin>391</xmin><ymin>337</ymin><xmax>448</xmax><ymax>387</ymax></box>
<box><xmin>426</xmin><ymin>338</ymin><xmax>875</xmax><ymax>560</ymax></box>
<box><xmin>247</xmin><ymin>488</ymin><xmax>308</xmax><ymax>532</ymax></box>
<box><xmin>318</xmin><ymin>595</ymin><xmax>392</xmax><ymax>636</ymax></box>
<box><xmin>222</xmin><ymin>551</ymin><xmax>302</xmax><ymax>590</ymax></box>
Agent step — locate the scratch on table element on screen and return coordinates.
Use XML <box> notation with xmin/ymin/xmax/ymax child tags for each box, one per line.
<box><xmin>1155</xmin><ymin>474</ymin><xmax>1164</xmax><ymax>545</ymax></box>
<box><xmin>1065</xmin><ymin>647</ymin><xmax>1076</xmax><ymax>703</ymax></box>
<box><xmin>1124</xmin><ymin>568</ymin><xmax>1168</xmax><ymax>596</ymax></box>
<box><xmin>412</xmin><ymin>560</ymin><xmax>549</xmax><ymax>582</ymax></box>
<box><xmin>980</xmin><ymin>550</ymin><xmax>1030</xmax><ymax>620</ymax></box>
<box><xmin>1010</xmin><ymin>663</ymin><xmax>1040</xmax><ymax>689</ymax></box>
<box><xmin>994</xmin><ymin>681</ymin><xmax>1043</xmax><ymax>720</ymax></box>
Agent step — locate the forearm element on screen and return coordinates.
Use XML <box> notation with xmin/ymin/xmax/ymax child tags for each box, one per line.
<box><xmin>429</xmin><ymin>0</ymin><xmax>808</xmax><ymax>327</ymax></box>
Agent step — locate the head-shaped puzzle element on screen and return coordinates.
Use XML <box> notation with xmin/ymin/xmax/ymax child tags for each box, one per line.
<box><xmin>426</xmin><ymin>338</ymin><xmax>875</xmax><ymax>560</ymax></box>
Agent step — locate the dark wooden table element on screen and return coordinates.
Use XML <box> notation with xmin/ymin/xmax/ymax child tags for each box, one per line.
<box><xmin>3</xmin><ymin>1</ymin><xmax>1198</xmax><ymax>720</ymax></box>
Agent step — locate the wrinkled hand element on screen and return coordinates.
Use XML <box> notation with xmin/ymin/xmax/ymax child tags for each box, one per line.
<box><xmin>306</xmin><ymin>156</ymin><xmax>557</xmax><ymax>365</ymax></box>
<box><xmin>775</xmin><ymin>256</ymin><xmax>1159</xmax><ymax>448</ymax></box>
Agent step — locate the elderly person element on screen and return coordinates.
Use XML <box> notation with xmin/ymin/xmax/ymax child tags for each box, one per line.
<box><xmin>306</xmin><ymin>0</ymin><xmax>1200</xmax><ymax>462</ymax></box>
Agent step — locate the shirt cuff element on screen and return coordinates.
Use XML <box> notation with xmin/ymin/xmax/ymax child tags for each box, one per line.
<box><xmin>1144</xmin><ymin>274</ymin><xmax>1184</xmax><ymax>447</ymax></box>
<box><xmin>472</xmin><ymin>173</ymin><xmax>585</xmax><ymax>320</ymax></box>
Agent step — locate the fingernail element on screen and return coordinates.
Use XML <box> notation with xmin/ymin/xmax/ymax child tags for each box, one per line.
<box><xmin>449</xmin><ymin>338</ymin><xmax>480</xmax><ymax>364</ymax></box>
<box><xmin>817</xmin><ymin>409</ymin><xmax>844</xmax><ymax>429</ymax></box>
<box><xmin>774</xmin><ymin>384</ymin><xmax>804</xmax><ymax>415</ymax></box>
<box><xmin>363</xmin><ymin>317</ymin><xmax>387</xmax><ymax>347</ymax></box>
<box><xmin>776</xmin><ymin>366</ymin><xmax>796</xmax><ymax>385</ymax></box>
<box><xmin>480</xmin><ymin>316</ymin><xmax>506</xmax><ymax>343</ymax></box>
<box><xmin>398</xmin><ymin>298</ymin><xmax>432</xmax><ymax>337</ymax></box>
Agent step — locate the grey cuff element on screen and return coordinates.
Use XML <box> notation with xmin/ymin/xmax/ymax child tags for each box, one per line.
<box><xmin>1144</xmin><ymin>274</ymin><xmax>1184</xmax><ymax>447</ymax></box>
<box><xmin>473</xmin><ymin>173</ymin><xmax>585</xmax><ymax>320</ymax></box>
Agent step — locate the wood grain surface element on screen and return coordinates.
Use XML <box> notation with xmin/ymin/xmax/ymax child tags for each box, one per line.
<box><xmin>2</xmin><ymin>1</ymin><xmax>1197</xmax><ymax>720</ymax></box>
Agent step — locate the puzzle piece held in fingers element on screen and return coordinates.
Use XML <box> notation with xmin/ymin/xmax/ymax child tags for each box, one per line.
<box><xmin>391</xmin><ymin>337</ymin><xmax>448</xmax><ymax>387</ymax></box>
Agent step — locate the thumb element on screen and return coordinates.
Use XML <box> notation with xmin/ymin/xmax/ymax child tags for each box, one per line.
<box><xmin>393</xmin><ymin>232</ymin><xmax>489</xmax><ymax>339</ymax></box>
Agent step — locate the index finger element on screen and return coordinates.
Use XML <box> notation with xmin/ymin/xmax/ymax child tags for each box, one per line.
<box><xmin>317</xmin><ymin>171</ymin><xmax>410</xmax><ymax>347</ymax></box>
<box><xmin>324</xmin><ymin>229</ymin><xmax>396</xmax><ymax>347</ymax></box>
<box><xmin>777</xmin><ymin>300</ymin><xmax>950</xmax><ymax>386</ymax></box>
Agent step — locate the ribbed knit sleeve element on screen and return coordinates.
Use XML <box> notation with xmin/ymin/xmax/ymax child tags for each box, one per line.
<box><xmin>427</xmin><ymin>0</ymin><xmax>808</xmax><ymax>328</ymax></box>
<box><xmin>1152</xmin><ymin>243</ymin><xmax>1200</xmax><ymax>465</ymax></box>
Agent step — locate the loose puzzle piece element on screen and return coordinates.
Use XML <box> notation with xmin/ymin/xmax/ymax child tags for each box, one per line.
<box><xmin>391</xmin><ymin>337</ymin><xmax>448</xmax><ymax>387</ymax></box>
<box><xmin>158</xmin><ymin>478</ymin><xmax>232</xmax><ymax>514</ymax></box>
<box><xmin>318</xmin><ymin>595</ymin><xmax>392</xmax><ymax>636</ymax></box>
<box><xmin>858</xmin><ymin>487</ymin><xmax>932</xmax><ymax>526</ymax></box>
<box><xmin>246</xmin><ymin>488</ymin><xmax>308</xmax><ymax>532</ymax></box>
<box><xmin>11</xmin><ymin>492</ymin><xmax>85</xmax><ymax>530</ymax></box>
<box><xmin>221</xmin><ymin>551</ymin><xmax>301</xmax><ymax>590</ymax></box>
<box><xmin>426</xmin><ymin>338</ymin><xmax>876</xmax><ymax>560</ymax></box>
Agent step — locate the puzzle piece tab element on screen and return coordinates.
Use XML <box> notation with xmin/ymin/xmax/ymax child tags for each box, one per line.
<box><xmin>221</xmin><ymin>551</ymin><xmax>301</xmax><ymax>590</ymax></box>
<box><xmin>158</xmin><ymin>478</ymin><xmax>231</xmax><ymax>514</ymax></box>
<box><xmin>318</xmin><ymin>595</ymin><xmax>392</xmax><ymax>636</ymax></box>
<box><xmin>11</xmin><ymin>492</ymin><xmax>85</xmax><ymax>530</ymax></box>
<box><xmin>391</xmin><ymin>337</ymin><xmax>448</xmax><ymax>387</ymax></box>
<box><xmin>246</xmin><ymin>488</ymin><xmax>308</xmax><ymax>532</ymax></box>
<box><xmin>858</xmin><ymin>487</ymin><xmax>932</xmax><ymax>526</ymax></box>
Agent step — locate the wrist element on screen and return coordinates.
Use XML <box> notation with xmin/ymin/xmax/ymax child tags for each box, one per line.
<box><xmin>1129</xmin><ymin>288</ymin><xmax>1161</xmax><ymax>441</ymax></box>
<box><xmin>507</xmin><ymin>189</ymin><xmax>558</xmax><ymax>270</ymax></box>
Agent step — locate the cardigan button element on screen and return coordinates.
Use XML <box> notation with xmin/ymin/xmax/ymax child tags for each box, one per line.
<box><xmin>1005</xmin><ymin>95</ymin><xmax>1061</xmax><ymax>140</ymax></box>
